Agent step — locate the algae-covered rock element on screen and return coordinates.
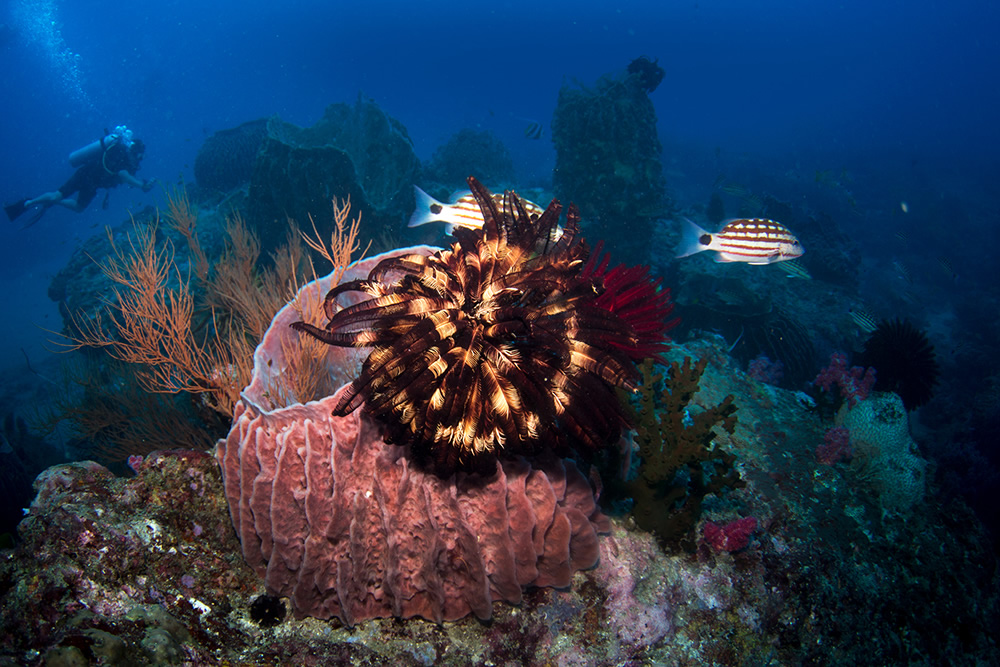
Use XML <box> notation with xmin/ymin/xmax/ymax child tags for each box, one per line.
<box><xmin>424</xmin><ymin>128</ymin><xmax>516</xmax><ymax>191</ymax></box>
<box><xmin>552</xmin><ymin>68</ymin><xmax>669</xmax><ymax>263</ymax></box>
<box><xmin>248</xmin><ymin>95</ymin><xmax>420</xmax><ymax>256</ymax></box>
<box><xmin>194</xmin><ymin>118</ymin><xmax>270</xmax><ymax>193</ymax></box>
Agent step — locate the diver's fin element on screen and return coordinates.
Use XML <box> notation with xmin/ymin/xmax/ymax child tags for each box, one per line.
<box><xmin>407</xmin><ymin>185</ymin><xmax>447</xmax><ymax>228</ymax></box>
<box><xmin>675</xmin><ymin>217</ymin><xmax>713</xmax><ymax>258</ymax></box>
<box><xmin>19</xmin><ymin>204</ymin><xmax>48</xmax><ymax>229</ymax></box>
<box><xmin>4</xmin><ymin>199</ymin><xmax>27</xmax><ymax>222</ymax></box>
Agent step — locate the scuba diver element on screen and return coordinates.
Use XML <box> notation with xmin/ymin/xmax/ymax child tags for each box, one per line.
<box><xmin>4</xmin><ymin>125</ymin><xmax>157</xmax><ymax>227</ymax></box>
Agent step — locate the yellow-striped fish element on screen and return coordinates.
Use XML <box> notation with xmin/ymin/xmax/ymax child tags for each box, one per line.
<box><xmin>408</xmin><ymin>185</ymin><xmax>545</xmax><ymax>234</ymax></box>
<box><xmin>778</xmin><ymin>259</ymin><xmax>812</xmax><ymax>280</ymax></box>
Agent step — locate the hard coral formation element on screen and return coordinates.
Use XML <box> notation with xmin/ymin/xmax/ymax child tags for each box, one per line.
<box><xmin>293</xmin><ymin>177</ymin><xmax>671</xmax><ymax>475</ymax></box>
<box><xmin>248</xmin><ymin>95</ymin><xmax>420</xmax><ymax>256</ymax></box>
<box><xmin>552</xmin><ymin>68</ymin><xmax>669</xmax><ymax>262</ymax></box>
<box><xmin>624</xmin><ymin>356</ymin><xmax>741</xmax><ymax>550</ymax></box>
<box><xmin>626</xmin><ymin>55</ymin><xmax>665</xmax><ymax>93</ymax></box>
<box><xmin>836</xmin><ymin>392</ymin><xmax>927</xmax><ymax>513</ymax></box>
<box><xmin>424</xmin><ymin>128</ymin><xmax>516</xmax><ymax>190</ymax></box>
<box><xmin>193</xmin><ymin>118</ymin><xmax>269</xmax><ymax>193</ymax></box>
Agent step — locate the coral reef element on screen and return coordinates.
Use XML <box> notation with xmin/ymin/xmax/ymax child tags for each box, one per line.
<box><xmin>2</xmin><ymin>338</ymin><xmax>997</xmax><ymax>666</ymax></box>
<box><xmin>193</xmin><ymin>118</ymin><xmax>269</xmax><ymax>193</ymax></box>
<box><xmin>816</xmin><ymin>425</ymin><xmax>852</xmax><ymax>464</ymax></box>
<box><xmin>423</xmin><ymin>128</ymin><xmax>515</xmax><ymax>191</ymax></box>
<box><xmin>675</xmin><ymin>275</ymin><xmax>818</xmax><ymax>389</ymax></box>
<box><xmin>248</xmin><ymin>95</ymin><xmax>420</xmax><ymax>257</ymax></box>
<box><xmin>813</xmin><ymin>351</ymin><xmax>876</xmax><ymax>410</ymax></box>
<box><xmin>293</xmin><ymin>178</ymin><xmax>671</xmax><ymax>475</ymax></box>
<box><xmin>622</xmin><ymin>356</ymin><xmax>741</xmax><ymax>550</ymax></box>
<box><xmin>552</xmin><ymin>68</ymin><xmax>669</xmax><ymax>263</ymax></box>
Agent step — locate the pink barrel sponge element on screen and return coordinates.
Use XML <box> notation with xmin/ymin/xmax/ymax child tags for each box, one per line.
<box><xmin>216</xmin><ymin>247</ymin><xmax>610</xmax><ymax>625</ymax></box>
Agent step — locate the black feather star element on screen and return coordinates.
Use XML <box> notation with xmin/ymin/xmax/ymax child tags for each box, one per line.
<box><xmin>292</xmin><ymin>177</ymin><xmax>673</xmax><ymax>475</ymax></box>
<box><xmin>858</xmin><ymin>317</ymin><xmax>939</xmax><ymax>410</ymax></box>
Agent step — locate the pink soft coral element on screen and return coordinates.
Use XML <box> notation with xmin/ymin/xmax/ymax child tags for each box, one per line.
<box><xmin>703</xmin><ymin>517</ymin><xmax>757</xmax><ymax>553</ymax></box>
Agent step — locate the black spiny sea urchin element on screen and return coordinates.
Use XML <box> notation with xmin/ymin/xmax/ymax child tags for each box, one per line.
<box><xmin>292</xmin><ymin>177</ymin><xmax>673</xmax><ymax>475</ymax></box>
<box><xmin>858</xmin><ymin>317</ymin><xmax>939</xmax><ymax>410</ymax></box>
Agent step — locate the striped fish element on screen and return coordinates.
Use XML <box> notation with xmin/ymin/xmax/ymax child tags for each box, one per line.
<box><xmin>408</xmin><ymin>185</ymin><xmax>545</xmax><ymax>234</ymax></box>
<box><xmin>523</xmin><ymin>120</ymin><xmax>543</xmax><ymax>140</ymax></box>
<box><xmin>849</xmin><ymin>308</ymin><xmax>879</xmax><ymax>334</ymax></box>
<box><xmin>677</xmin><ymin>218</ymin><xmax>804</xmax><ymax>265</ymax></box>
<box><xmin>778</xmin><ymin>259</ymin><xmax>812</xmax><ymax>280</ymax></box>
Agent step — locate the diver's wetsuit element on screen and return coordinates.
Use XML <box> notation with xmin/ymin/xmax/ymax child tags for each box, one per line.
<box><xmin>57</xmin><ymin>142</ymin><xmax>138</xmax><ymax>209</ymax></box>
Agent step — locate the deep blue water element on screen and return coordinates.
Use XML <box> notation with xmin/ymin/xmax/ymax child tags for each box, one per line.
<box><xmin>1</xmin><ymin>1</ymin><xmax>998</xmax><ymax>484</ymax></box>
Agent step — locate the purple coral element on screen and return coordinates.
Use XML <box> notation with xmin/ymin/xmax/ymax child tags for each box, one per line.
<box><xmin>747</xmin><ymin>354</ymin><xmax>784</xmax><ymax>386</ymax></box>
<box><xmin>816</xmin><ymin>426</ymin><xmax>852</xmax><ymax>465</ymax></box>
<box><xmin>703</xmin><ymin>517</ymin><xmax>757</xmax><ymax>553</ymax></box>
<box><xmin>814</xmin><ymin>352</ymin><xmax>876</xmax><ymax>408</ymax></box>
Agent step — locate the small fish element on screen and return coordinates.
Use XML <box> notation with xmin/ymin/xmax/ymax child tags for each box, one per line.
<box><xmin>408</xmin><ymin>185</ymin><xmax>545</xmax><ymax>234</ymax></box>
<box><xmin>720</xmin><ymin>183</ymin><xmax>750</xmax><ymax>198</ymax></box>
<box><xmin>676</xmin><ymin>218</ymin><xmax>804</xmax><ymax>265</ymax></box>
<box><xmin>778</xmin><ymin>259</ymin><xmax>812</xmax><ymax>280</ymax></box>
<box><xmin>937</xmin><ymin>255</ymin><xmax>959</xmax><ymax>282</ymax></box>
<box><xmin>523</xmin><ymin>120</ymin><xmax>543</xmax><ymax>140</ymax></box>
<box><xmin>849</xmin><ymin>308</ymin><xmax>878</xmax><ymax>334</ymax></box>
<box><xmin>892</xmin><ymin>259</ymin><xmax>912</xmax><ymax>284</ymax></box>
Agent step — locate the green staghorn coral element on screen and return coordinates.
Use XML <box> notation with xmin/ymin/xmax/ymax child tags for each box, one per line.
<box><xmin>623</xmin><ymin>357</ymin><xmax>741</xmax><ymax>550</ymax></box>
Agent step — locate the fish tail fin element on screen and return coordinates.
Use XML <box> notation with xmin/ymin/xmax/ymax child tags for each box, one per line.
<box><xmin>676</xmin><ymin>218</ymin><xmax>712</xmax><ymax>258</ymax></box>
<box><xmin>407</xmin><ymin>185</ymin><xmax>444</xmax><ymax>228</ymax></box>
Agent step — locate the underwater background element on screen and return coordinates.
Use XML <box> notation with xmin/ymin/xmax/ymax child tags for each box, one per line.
<box><xmin>0</xmin><ymin>0</ymin><xmax>998</xmax><ymax>664</ymax></box>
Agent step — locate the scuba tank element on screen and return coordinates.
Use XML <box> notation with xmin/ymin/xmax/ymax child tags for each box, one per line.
<box><xmin>68</xmin><ymin>125</ymin><xmax>134</xmax><ymax>167</ymax></box>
